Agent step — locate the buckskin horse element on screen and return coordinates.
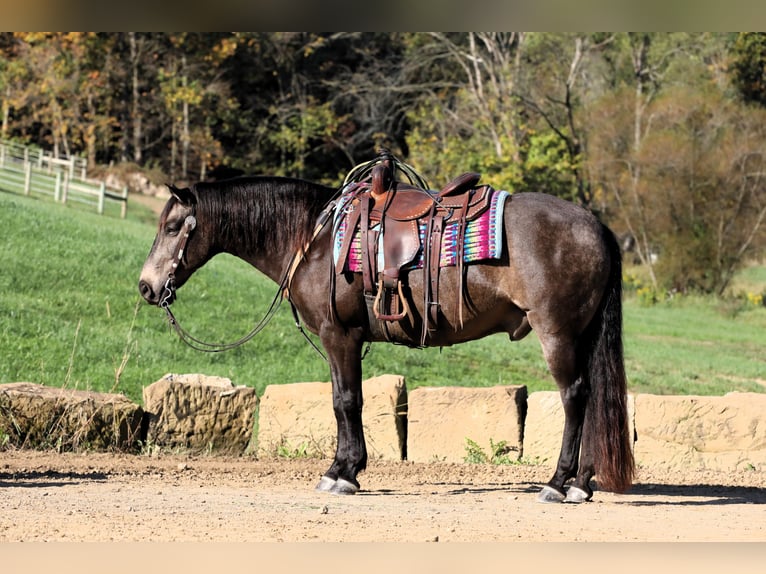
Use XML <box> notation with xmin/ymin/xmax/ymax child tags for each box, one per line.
<box><xmin>138</xmin><ymin>154</ymin><xmax>634</xmax><ymax>503</ymax></box>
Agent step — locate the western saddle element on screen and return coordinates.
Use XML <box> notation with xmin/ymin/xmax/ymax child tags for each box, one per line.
<box><xmin>335</xmin><ymin>150</ymin><xmax>494</xmax><ymax>345</ymax></box>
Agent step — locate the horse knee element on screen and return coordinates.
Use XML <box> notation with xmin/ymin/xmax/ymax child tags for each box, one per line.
<box><xmin>332</xmin><ymin>391</ymin><xmax>362</xmax><ymax>420</ymax></box>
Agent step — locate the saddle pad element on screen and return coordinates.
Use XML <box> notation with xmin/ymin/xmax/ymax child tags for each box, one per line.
<box><xmin>333</xmin><ymin>190</ymin><xmax>508</xmax><ymax>273</ymax></box>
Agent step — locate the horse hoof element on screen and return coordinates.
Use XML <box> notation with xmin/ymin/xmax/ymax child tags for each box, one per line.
<box><xmin>565</xmin><ymin>486</ymin><xmax>592</xmax><ymax>503</ymax></box>
<box><xmin>315</xmin><ymin>476</ymin><xmax>337</xmax><ymax>492</ymax></box>
<box><xmin>329</xmin><ymin>478</ymin><xmax>359</xmax><ymax>495</ymax></box>
<box><xmin>536</xmin><ymin>485</ymin><xmax>566</xmax><ymax>504</ymax></box>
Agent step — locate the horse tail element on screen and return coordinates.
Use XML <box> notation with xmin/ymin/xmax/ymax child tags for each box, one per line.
<box><xmin>583</xmin><ymin>224</ymin><xmax>634</xmax><ymax>493</ymax></box>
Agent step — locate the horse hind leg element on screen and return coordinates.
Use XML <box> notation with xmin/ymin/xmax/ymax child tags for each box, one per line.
<box><xmin>534</xmin><ymin>331</ymin><xmax>588</xmax><ymax>504</ymax></box>
<box><xmin>564</xmin><ymin>415</ymin><xmax>596</xmax><ymax>503</ymax></box>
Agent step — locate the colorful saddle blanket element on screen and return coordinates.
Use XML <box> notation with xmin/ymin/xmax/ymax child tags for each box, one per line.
<box><xmin>333</xmin><ymin>189</ymin><xmax>508</xmax><ymax>273</ymax></box>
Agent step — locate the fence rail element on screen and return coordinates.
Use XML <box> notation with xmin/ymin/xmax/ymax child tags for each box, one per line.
<box><xmin>0</xmin><ymin>140</ymin><xmax>127</xmax><ymax>218</ymax></box>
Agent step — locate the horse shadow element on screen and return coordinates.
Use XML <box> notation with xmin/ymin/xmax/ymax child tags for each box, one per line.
<box><xmin>0</xmin><ymin>469</ymin><xmax>108</xmax><ymax>488</ymax></box>
<box><xmin>360</xmin><ymin>481</ymin><xmax>766</xmax><ymax>506</ymax></box>
<box><xmin>620</xmin><ymin>482</ymin><xmax>766</xmax><ymax>506</ymax></box>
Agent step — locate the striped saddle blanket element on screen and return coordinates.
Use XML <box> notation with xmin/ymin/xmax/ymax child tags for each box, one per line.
<box><xmin>333</xmin><ymin>189</ymin><xmax>509</xmax><ymax>273</ymax></box>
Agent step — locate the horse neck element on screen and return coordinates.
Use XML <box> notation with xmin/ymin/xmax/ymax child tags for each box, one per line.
<box><xmin>203</xmin><ymin>178</ymin><xmax>327</xmax><ymax>284</ymax></box>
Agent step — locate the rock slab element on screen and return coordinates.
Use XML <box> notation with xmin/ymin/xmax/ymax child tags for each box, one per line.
<box><xmin>634</xmin><ymin>392</ymin><xmax>766</xmax><ymax>471</ymax></box>
<box><xmin>0</xmin><ymin>382</ymin><xmax>143</xmax><ymax>450</ymax></box>
<box><xmin>142</xmin><ymin>373</ymin><xmax>258</xmax><ymax>454</ymax></box>
<box><xmin>257</xmin><ymin>374</ymin><xmax>407</xmax><ymax>461</ymax></box>
<box><xmin>406</xmin><ymin>386</ymin><xmax>527</xmax><ymax>463</ymax></box>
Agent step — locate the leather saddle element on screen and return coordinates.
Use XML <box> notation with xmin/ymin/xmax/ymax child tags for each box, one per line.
<box><xmin>335</xmin><ymin>153</ymin><xmax>494</xmax><ymax>345</ymax></box>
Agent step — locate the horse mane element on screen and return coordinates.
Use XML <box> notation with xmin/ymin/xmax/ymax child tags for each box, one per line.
<box><xmin>191</xmin><ymin>176</ymin><xmax>335</xmax><ymax>256</ymax></box>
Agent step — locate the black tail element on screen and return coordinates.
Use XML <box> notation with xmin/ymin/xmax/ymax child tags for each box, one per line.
<box><xmin>584</xmin><ymin>224</ymin><xmax>634</xmax><ymax>492</ymax></box>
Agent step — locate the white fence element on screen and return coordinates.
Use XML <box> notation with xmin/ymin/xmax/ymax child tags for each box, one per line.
<box><xmin>0</xmin><ymin>140</ymin><xmax>128</xmax><ymax>218</ymax></box>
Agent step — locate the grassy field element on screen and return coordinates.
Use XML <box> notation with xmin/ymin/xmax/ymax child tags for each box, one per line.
<box><xmin>1</xmin><ymin>189</ymin><xmax>764</xmax><ymax>404</ymax></box>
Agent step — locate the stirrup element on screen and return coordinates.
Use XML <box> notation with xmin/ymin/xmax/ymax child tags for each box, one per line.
<box><xmin>372</xmin><ymin>278</ymin><xmax>410</xmax><ymax>321</ymax></box>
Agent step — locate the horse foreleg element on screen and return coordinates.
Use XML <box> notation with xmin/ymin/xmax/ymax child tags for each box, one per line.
<box><xmin>314</xmin><ymin>325</ymin><xmax>367</xmax><ymax>495</ymax></box>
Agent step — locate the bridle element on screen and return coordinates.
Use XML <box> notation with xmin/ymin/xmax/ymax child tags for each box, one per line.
<box><xmin>157</xmin><ymin>206</ymin><xmax>287</xmax><ymax>353</ymax></box>
<box><xmin>158</xmin><ymin>213</ymin><xmax>197</xmax><ymax>310</ymax></box>
<box><xmin>157</xmin><ymin>201</ymin><xmax>335</xmax><ymax>357</ymax></box>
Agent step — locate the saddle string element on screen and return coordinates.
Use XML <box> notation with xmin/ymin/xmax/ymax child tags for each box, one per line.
<box><xmin>343</xmin><ymin>151</ymin><xmax>429</xmax><ymax>191</ymax></box>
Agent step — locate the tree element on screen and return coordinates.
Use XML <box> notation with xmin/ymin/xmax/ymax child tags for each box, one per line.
<box><xmin>730</xmin><ymin>32</ymin><xmax>766</xmax><ymax>107</ymax></box>
<box><xmin>0</xmin><ymin>33</ymin><xmax>22</xmax><ymax>140</ymax></box>
<box><xmin>402</xmin><ymin>33</ymin><xmax>615</xmax><ymax>204</ymax></box>
<box><xmin>588</xmin><ymin>33</ymin><xmax>734</xmax><ymax>289</ymax></box>
<box><xmin>649</xmin><ymin>89</ymin><xmax>766</xmax><ymax>294</ymax></box>
<box><xmin>157</xmin><ymin>33</ymin><xmax>238</xmax><ymax>181</ymax></box>
<box><xmin>402</xmin><ymin>32</ymin><xmax>527</xmax><ymax>190</ymax></box>
<box><xmin>591</xmin><ymin>83</ymin><xmax>766</xmax><ymax>295</ymax></box>
<box><xmin>514</xmin><ymin>33</ymin><xmax>616</xmax><ymax>207</ymax></box>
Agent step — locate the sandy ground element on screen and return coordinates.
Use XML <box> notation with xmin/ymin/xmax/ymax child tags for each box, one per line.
<box><xmin>0</xmin><ymin>450</ymin><xmax>764</xmax><ymax>543</ymax></box>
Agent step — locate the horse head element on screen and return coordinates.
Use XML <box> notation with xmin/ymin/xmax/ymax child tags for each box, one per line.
<box><xmin>138</xmin><ymin>184</ymin><xmax>210</xmax><ymax>306</ymax></box>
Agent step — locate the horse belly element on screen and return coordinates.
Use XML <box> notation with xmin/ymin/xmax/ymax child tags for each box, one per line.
<box><xmin>374</xmin><ymin>264</ymin><xmax>527</xmax><ymax>347</ymax></box>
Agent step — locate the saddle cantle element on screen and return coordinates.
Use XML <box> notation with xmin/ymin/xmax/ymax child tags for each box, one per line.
<box><xmin>334</xmin><ymin>150</ymin><xmax>498</xmax><ymax>346</ymax></box>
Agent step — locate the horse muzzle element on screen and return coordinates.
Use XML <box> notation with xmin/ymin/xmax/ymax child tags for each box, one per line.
<box><xmin>138</xmin><ymin>276</ymin><xmax>176</xmax><ymax>306</ymax></box>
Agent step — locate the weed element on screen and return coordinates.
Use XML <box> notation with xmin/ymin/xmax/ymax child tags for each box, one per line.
<box><xmin>273</xmin><ymin>439</ymin><xmax>317</xmax><ymax>459</ymax></box>
<box><xmin>463</xmin><ymin>437</ymin><xmax>519</xmax><ymax>465</ymax></box>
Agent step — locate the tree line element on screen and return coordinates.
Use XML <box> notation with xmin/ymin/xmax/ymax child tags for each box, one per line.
<box><xmin>1</xmin><ymin>32</ymin><xmax>765</xmax><ymax>295</ymax></box>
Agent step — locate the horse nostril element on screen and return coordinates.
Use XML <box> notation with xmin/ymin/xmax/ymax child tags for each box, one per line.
<box><xmin>138</xmin><ymin>280</ymin><xmax>155</xmax><ymax>303</ymax></box>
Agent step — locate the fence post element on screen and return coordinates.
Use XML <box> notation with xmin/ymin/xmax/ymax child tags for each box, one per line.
<box><xmin>54</xmin><ymin>171</ymin><xmax>62</xmax><ymax>202</ymax></box>
<box><xmin>24</xmin><ymin>162</ymin><xmax>32</xmax><ymax>195</ymax></box>
<box><xmin>62</xmin><ymin>172</ymin><xmax>69</xmax><ymax>205</ymax></box>
<box><xmin>97</xmin><ymin>182</ymin><xmax>105</xmax><ymax>215</ymax></box>
<box><xmin>121</xmin><ymin>186</ymin><xmax>128</xmax><ymax>219</ymax></box>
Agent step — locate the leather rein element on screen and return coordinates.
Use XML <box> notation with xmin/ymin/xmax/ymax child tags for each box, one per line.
<box><xmin>158</xmin><ymin>202</ymin><xmax>335</xmax><ymax>356</ymax></box>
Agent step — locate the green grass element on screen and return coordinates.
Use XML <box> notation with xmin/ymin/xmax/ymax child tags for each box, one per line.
<box><xmin>623</xmin><ymin>296</ymin><xmax>766</xmax><ymax>395</ymax></box>
<box><xmin>1</xmin><ymin>189</ymin><xmax>764</xmax><ymax>405</ymax></box>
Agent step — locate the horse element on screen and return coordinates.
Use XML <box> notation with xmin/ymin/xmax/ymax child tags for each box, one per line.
<box><xmin>138</xmin><ymin>173</ymin><xmax>634</xmax><ymax>503</ymax></box>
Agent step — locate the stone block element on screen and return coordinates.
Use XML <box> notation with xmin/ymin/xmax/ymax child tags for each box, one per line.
<box><xmin>634</xmin><ymin>392</ymin><xmax>766</xmax><ymax>471</ymax></box>
<box><xmin>142</xmin><ymin>373</ymin><xmax>258</xmax><ymax>454</ymax></box>
<box><xmin>406</xmin><ymin>385</ymin><xmax>527</xmax><ymax>463</ymax></box>
<box><xmin>257</xmin><ymin>374</ymin><xmax>407</xmax><ymax>461</ymax></box>
<box><xmin>0</xmin><ymin>382</ymin><xmax>143</xmax><ymax>451</ymax></box>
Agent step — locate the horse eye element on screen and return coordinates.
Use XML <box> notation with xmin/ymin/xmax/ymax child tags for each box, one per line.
<box><xmin>165</xmin><ymin>222</ymin><xmax>182</xmax><ymax>235</ymax></box>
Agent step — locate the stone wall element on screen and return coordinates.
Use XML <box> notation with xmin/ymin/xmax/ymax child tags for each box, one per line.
<box><xmin>256</xmin><ymin>381</ymin><xmax>766</xmax><ymax>472</ymax></box>
<box><xmin>2</xmin><ymin>377</ymin><xmax>765</xmax><ymax>473</ymax></box>
<box><xmin>634</xmin><ymin>393</ymin><xmax>766</xmax><ymax>471</ymax></box>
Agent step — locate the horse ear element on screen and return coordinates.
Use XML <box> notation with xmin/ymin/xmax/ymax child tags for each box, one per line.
<box><xmin>167</xmin><ymin>184</ymin><xmax>197</xmax><ymax>206</ymax></box>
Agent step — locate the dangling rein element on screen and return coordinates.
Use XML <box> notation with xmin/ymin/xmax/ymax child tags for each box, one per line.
<box><xmin>159</xmin><ymin>203</ymin><xmax>335</xmax><ymax>357</ymax></box>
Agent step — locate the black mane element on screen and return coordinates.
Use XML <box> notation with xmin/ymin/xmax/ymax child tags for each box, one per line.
<box><xmin>192</xmin><ymin>176</ymin><xmax>335</xmax><ymax>256</ymax></box>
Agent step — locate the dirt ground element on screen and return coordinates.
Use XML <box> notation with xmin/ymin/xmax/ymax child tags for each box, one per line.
<box><xmin>1</xmin><ymin>450</ymin><xmax>764</xmax><ymax>543</ymax></box>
